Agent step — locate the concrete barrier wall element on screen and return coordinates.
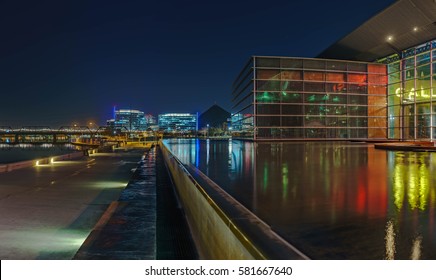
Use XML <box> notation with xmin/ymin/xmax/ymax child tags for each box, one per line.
<box><xmin>160</xmin><ymin>140</ymin><xmax>309</xmax><ymax>260</ymax></box>
<box><xmin>0</xmin><ymin>151</ymin><xmax>84</xmax><ymax>173</ymax></box>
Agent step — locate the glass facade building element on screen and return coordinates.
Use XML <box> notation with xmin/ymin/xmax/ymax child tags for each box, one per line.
<box><xmin>232</xmin><ymin>56</ymin><xmax>387</xmax><ymax>140</ymax></box>
<box><xmin>158</xmin><ymin>113</ymin><xmax>198</xmax><ymax>132</ymax></box>
<box><xmin>379</xmin><ymin>40</ymin><xmax>436</xmax><ymax>140</ymax></box>
<box><xmin>107</xmin><ymin>109</ymin><xmax>147</xmax><ymax>131</ymax></box>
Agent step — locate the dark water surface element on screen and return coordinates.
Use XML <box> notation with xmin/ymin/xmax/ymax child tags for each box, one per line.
<box><xmin>0</xmin><ymin>144</ymin><xmax>78</xmax><ymax>164</ymax></box>
<box><xmin>164</xmin><ymin>139</ymin><xmax>436</xmax><ymax>260</ymax></box>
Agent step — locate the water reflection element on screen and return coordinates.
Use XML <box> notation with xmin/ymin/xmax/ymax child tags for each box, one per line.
<box><xmin>164</xmin><ymin>139</ymin><xmax>436</xmax><ymax>259</ymax></box>
<box><xmin>0</xmin><ymin>144</ymin><xmax>77</xmax><ymax>164</ymax></box>
<box><xmin>390</xmin><ymin>153</ymin><xmax>431</xmax><ymax>211</ymax></box>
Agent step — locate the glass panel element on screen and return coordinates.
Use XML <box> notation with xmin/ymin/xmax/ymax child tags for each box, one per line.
<box><xmin>280</xmin><ymin>70</ymin><xmax>302</xmax><ymax>80</ymax></box>
<box><xmin>281</xmin><ymin>58</ymin><xmax>303</xmax><ymax>69</ymax></box>
<box><xmin>305</xmin><ymin>128</ymin><xmax>326</xmax><ymax>138</ymax></box>
<box><xmin>305</xmin><ymin>105</ymin><xmax>326</xmax><ymax>115</ymax></box>
<box><xmin>303</xmin><ymin>60</ymin><xmax>325</xmax><ymax>70</ymax></box>
<box><xmin>281</xmin><ymin>105</ymin><xmax>303</xmax><ymax>115</ymax></box>
<box><xmin>348</xmin><ymin>95</ymin><xmax>367</xmax><ymax>105</ymax></box>
<box><xmin>256</xmin><ymin>92</ymin><xmax>280</xmax><ymax>103</ymax></box>
<box><xmin>326</xmin><ymin>117</ymin><xmax>348</xmax><ymax>127</ymax></box>
<box><xmin>304</xmin><ymin>82</ymin><xmax>325</xmax><ymax>92</ymax></box>
<box><xmin>348</xmin><ymin>73</ymin><xmax>367</xmax><ymax>83</ymax></box>
<box><xmin>415</xmin><ymin>87</ymin><xmax>431</xmax><ymax>101</ymax></box>
<box><xmin>416</xmin><ymin>52</ymin><xmax>431</xmax><ymax>66</ymax></box>
<box><xmin>403</xmin><ymin>57</ymin><xmax>415</xmax><ymax>69</ymax></box>
<box><xmin>416</xmin><ymin>64</ymin><xmax>430</xmax><ymax>79</ymax></box>
<box><xmin>305</xmin><ymin>94</ymin><xmax>326</xmax><ymax>103</ymax></box>
<box><xmin>281</xmin><ymin>128</ymin><xmax>304</xmax><ymax>138</ymax></box>
<box><xmin>368</xmin><ymin>85</ymin><xmax>387</xmax><ymax>95</ymax></box>
<box><xmin>368</xmin><ymin>64</ymin><xmax>386</xmax><ymax>74</ymax></box>
<box><xmin>281</xmin><ymin>116</ymin><xmax>303</xmax><ymax>126</ymax></box>
<box><xmin>348</xmin><ymin>106</ymin><xmax>367</xmax><ymax>116</ymax></box>
<box><xmin>326</xmin><ymin>61</ymin><xmax>346</xmax><ymax>71</ymax></box>
<box><xmin>388</xmin><ymin>83</ymin><xmax>402</xmax><ymax>96</ymax></box>
<box><xmin>388</xmin><ymin>93</ymin><xmax>401</xmax><ymax>106</ymax></box>
<box><xmin>281</xmin><ymin>92</ymin><xmax>302</xmax><ymax>103</ymax></box>
<box><xmin>416</xmin><ymin>103</ymin><xmax>430</xmax><ymax>114</ymax></box>
<box><xmin>325</xmin><ymin>105</ymin><xmax>347</xmax><ymax>115</ymax></box>
<box><xmin>304</xmin><ymin>71</ymin><xmax>325</xmax><ymax>81</ymax></box>
<box><xmin>257</xmin><ymin>80</ymin><xmax>280</xmax><ymax>91</ymax></box>
<box><xmin>256</xmin><ymin>104</ymin><xmax>280</xmax><ymax>115</ymax></box>
<box><xmin>368</xmin><ymin>106</ymin><xmax>386</xmax><ymax>117</ymax></box>
<box><xmin>348</xmin><ymin>128</ymin><xmax>368</xmax><ymax>138</ymax></box>
<box><xmin>348</xmin><ymin>117</ymin><xmax>368</xmax><ymax>127</ymax></box>
<box><xmin>281</xmin><ymin>81</ymin><xmax>303</xmax><ymax>91</ymax></box>
<box><xmin>348</xmin><ymin>84</ymin><xmax>367</xmax><ymax>94</ymax></box>
<box><xmin>305</xmin><ymin>116</ymin><xmax>325</xmax><ymax>126</ymax></box>
<box><xmin>404</xmin><ymin>79</ymin><xmax>415</xmax><ymax>92</ymax></box>
<box><xmin>388</xmin><ymin>105</ymin><xmax>401</xmax><ymax>117</ymax></box>
<box><xmin>417</xmin><ymin>126</ymin><xmax>430</xmax><ymax>139</ymax></box>
<box><xmin>326</xmin><ymin>83</ymin><xmax>347</xmax><ymax>93</ymax></box>
<box><xmin>257</xmin><ymin>128</ymin><xmax>272</xmax><ymax>138</ymax></box>
<box><xmin>256</xmin><ymin>69</ymin><xmax>280</xmax><ymax>79</ymax></box>
<box><xmin>256</xmin><ymin>57</ymin><xmax>280</xmax><ymax>67</ymax></box>
<box><xmin>388</xmin><ymin>72</ymin><xmax>400</xmax><ymax>84</ymax></box>
<box><xmin>368</xmin><ymin>74</ymin><xmax>386</xmax><ymax>84</ymax></box>
<box><xmin>368</xmin><ymin>95</ymin><xmax>386</xmax><ymax>106</ymax></box>
<box><xmin>327</xmin><ymin>94</ymin><xmax>347</xmax><ymax>104</ymax></box>
<box><xmin>347</xmin><ymin>63</ymin><xmax>367</xmax><ymax>72</ymax></box>
<box><xmin>404</xmin><ymin>68</ymin><xmax>415</xmax><ymax>80</ymax></box>
<box><xmin>403</xmin><ymin>104</ymin><xmax>415</xmax><ymax>139</ymax></box>
<box><xmin>256</xmin><ymin>116</ymin><xmax>280</xmax><ymax>126</ymax></box>
<box><xmin>326</xmin><ymin>72</ymin><xmax>346</xmax><ymax>82</ymax></box>
<box><xmin>388</xmin><ymin>62</ymin><xmax>400</xmax><ymax>73</ymax></box>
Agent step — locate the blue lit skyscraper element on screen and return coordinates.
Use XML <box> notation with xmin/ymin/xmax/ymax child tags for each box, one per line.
<box><xmin>107</xmin><ymin>109</ymin><xmax>147</xmax><ymax>131</ymax></box>
<box><xmin>158</xmin><ymin>113</ymin><xmax>198</xmax><ymax>132</ymax></box>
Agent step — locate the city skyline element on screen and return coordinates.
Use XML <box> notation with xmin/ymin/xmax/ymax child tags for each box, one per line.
<box><xmin>0</xmin><ymin>0</ymin><xmax>395</xmax><ymax>127</ymax></box>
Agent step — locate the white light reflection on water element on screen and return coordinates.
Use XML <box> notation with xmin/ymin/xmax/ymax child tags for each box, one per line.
<box><xmin>411</xmin><ymin>236</ymin><xmax>422</xmax><ymax>260</ymax></box>
<box><xmin>0</xmin><ymin>144</ymin><xmax>78</xmax><ymax>164</ymax></box>
<box><xmin>385</xmin><ymin>220</ymin><xmax>396</xmax><ymax>260</ymax></box>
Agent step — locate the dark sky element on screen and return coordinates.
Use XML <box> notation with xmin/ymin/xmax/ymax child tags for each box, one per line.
<box><xmin>0</xmin><ymin>0</ymin><xmax>395</xmax><ymax>127</ymax></box>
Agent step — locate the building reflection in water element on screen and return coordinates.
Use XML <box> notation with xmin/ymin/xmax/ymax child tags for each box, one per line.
<box><xmin>164</xmin><ymin>139</ymin><xmax>436</xmax><ymax>259</ymax></box>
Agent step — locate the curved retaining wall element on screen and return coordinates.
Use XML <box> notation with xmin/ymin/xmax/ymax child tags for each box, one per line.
<box><xmin>0</xmin><ymin>151</ymin><xmax>84</xmax><ymax>173</ymax></box>
<box><xmin>160</xmin><ymin>140</ymin><xmax>309</xmax><ymax>260</ymax></box>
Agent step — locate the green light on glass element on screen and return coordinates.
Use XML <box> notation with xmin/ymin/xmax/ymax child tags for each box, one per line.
<box><xmin>282</xmin><ymin>163</ymin><xmax>288</xmax><ymax>199</ymax></box>
<box><xmin>263</xmin><ymin>163</ymin><xmax>268</xmax><ymax>191</ymax></box>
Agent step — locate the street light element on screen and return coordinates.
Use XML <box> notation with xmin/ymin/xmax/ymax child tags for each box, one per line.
<box><xmin>207</xmin><ymin>124</ymin><xmax>209</xmax><ymax>138</ymax></box>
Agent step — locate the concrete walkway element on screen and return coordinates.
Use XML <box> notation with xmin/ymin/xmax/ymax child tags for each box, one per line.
<box><xmin>0</xmin><ymin>150</ymin><xmax>143</xmax><ymax>259</ymax></box>
<box><xmin>74</xmin><ymin>145</ymin><xmax>197</xmax><ymax>260</ymax></box>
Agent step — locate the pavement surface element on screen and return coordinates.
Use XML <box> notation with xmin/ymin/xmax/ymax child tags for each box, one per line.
<box><xmin>0</xmin><ymin>149</ymin><xmax>144</xmax><ymax>259</ymax></box>
<box><xmin>74</xmin><ymin>145</ymin><xmax>198</xmax><ymax>260</ymax></box>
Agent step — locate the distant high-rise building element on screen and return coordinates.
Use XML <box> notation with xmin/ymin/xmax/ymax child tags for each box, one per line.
<box><xmin>158</xmin><ymin>113</ymin><xmax>198</xmax><ymax>132</ymax></box>
<box><xmin>107</xmin><ymin>109</ymin><xmax>147</xmax><ymax>131</ymax></box>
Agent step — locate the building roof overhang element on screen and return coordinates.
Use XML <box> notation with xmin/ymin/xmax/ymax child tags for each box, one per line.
<box><xmin>318</xmin><ymin>0</ymin><xmax>436</xmax><ymax>62</ymax></box>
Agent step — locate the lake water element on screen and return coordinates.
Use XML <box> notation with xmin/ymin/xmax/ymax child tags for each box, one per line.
<box><xmin>164</xmin><ymin>139</ymin><xmax>436</xmax><ymax>260</ymax></box>
<box><xmin>0</xmin><ymin>144</ymin><xmax>79</xmax><ymax>164</ymax></box>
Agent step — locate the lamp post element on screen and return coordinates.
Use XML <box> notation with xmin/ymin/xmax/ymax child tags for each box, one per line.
<box><xmin>207</xmin><ymin>124</ymin><xmax>209</xmax><ymax>139</ymax></box>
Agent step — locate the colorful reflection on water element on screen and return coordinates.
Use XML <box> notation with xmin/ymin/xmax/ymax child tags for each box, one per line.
<box><xmin>164</xmin><ymin>139</ymin><xmax>436</xmax><ymax>259</ymax></box>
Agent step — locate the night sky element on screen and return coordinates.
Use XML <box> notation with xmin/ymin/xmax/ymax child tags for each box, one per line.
<box><xmin>0</xmin><ymin>0</ymin><xmax>395</xmax><ymax>128</ymax></box>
